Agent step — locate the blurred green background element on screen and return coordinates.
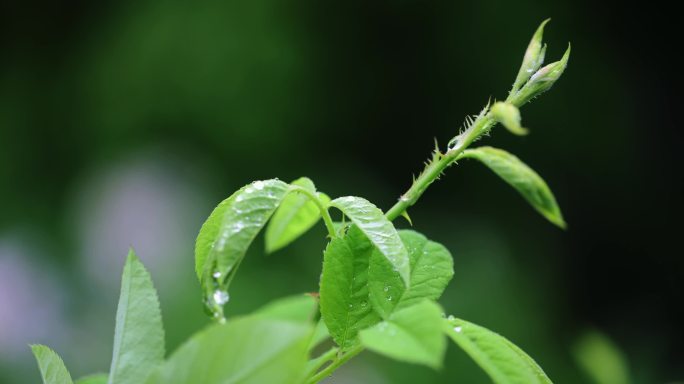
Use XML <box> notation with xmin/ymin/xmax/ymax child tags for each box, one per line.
<box><xmin>1</xmin><ymin>0</ymin><xmax>681</xmax><ymax>383</ymax></box>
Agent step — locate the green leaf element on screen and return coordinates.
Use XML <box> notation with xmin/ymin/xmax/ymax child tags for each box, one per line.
<box><xmin>254</xmin><ymin>294</ymin><xmax>318</xmax><ymax>324</ymax></box>
<box><xmin>265</xmin><ymin>177</ymin><xmax>329</xmax><ymax>253</ymax></box>
<box><xmin>572</xmin><ymin>330</ymin><xmax>630</xmax><ymax>384</ymax></box>
<box><xmin>460</xmin><ymin>146</ymin><xmax>565</xmax><ymax>228</ymax></box>
<box><xmin>75</xmin><ymin>374</ymin><xmax>108</xmax><ymax>384</ymax></box>
<box><xmin>329</xmin><ymin>196</ymin><xmax>410</xmax><ymax>285</ymax></box>
<box><xmin>31</xmin><ymin>345</ymin><xmax>74</xmax><ymax>384</ymax></box>
<box><xmin>147</xmin><ymin>317</ymin><xmax>312</xmax><ymax>384</ymax></box>
<box><xmin>319</xmin><ymin>227</ymin><xmax>381</xmax><ymax>350</ymax></box>
<box><xmin>109</xmin><ymin>250</ymin><xmax>165</xmax><ymax>384</ymax></box>
<box><xmin>368</xmin><ymin>230</ymin><xmax>453</xmax><ymax>319</ymax></box>
<box><xmin>359</xmin><ymin>300</ymin><xmax>446</xmax><ymax>369</ymax></box>
<box><xmin>195</xmin><ymin>179</ymin><xmax>291</xmax><ymax>318</ymax></box>
<box><xmin>443</xmin><ymin>317</ymin><xmax>552</xmax><ymax>384</ymax></box>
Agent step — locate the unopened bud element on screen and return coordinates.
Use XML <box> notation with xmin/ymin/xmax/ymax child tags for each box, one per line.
<box><xmin>513</xmin><ymin>43</ymin><xmax>570</xmax><ymax>106</ymax></box>
<box><xmin>511</xmin><ymin>19</ymin><xmax>550</xmax><ymax>93</ymax></box>
<box><xmin>491</xmin><ymin>102</ymin><xmax>528</xmax><ymax>136</ymax></box>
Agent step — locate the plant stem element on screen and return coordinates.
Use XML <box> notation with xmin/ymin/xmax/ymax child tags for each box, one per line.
<box><xmin>291</xmin><ymin>185</ymin><xmax>338</xmax><ymax>238</ymax></box>
<box><xmin>306</xmin><ymin>344</ymin><xmax>364</xmax><ymax>384</ymax></box>
<box><xmin>305</xmin><ymin>347</ymin><xmax>339</xmax><ymax>378</ymax></box>
<box><xmin>385</xmin><ymin>114</ymin><xmax>495</xmax><ymax>221</ymax></box>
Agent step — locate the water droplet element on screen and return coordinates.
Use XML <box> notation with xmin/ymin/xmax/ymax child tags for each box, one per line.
<box><xmin>348</xmin><ymin>304</ymin><xmax>353</xmax><ymax>309</ymax></box>
<box><xmin>212</xmin><ymin>271</ymin><xmax>221</xmax><ymax>279</ymax></box>
<box><xmin>454</xmin><ymin>326</ymin><xmax>462</xmax><ymax>333</ymax></box>
<box><xmin>361</xmin><ymin>301</ymin><xmax>367</xmax><ymax>307</ymax></box>
<box><xmin>213</xmin><ymin>290</ymin><xmax>230</xmax><ymax>305</ymax></box>
<box><xmin>236</xmin><ymin>195</ymin><xmax>244</xmax><ymax>202</ymax></box>
<box><xmin>447</xmin><ymin>315</ymin><xmax>456</xmax><ymax>321</ymax></box>
<box><xmin>253</xmin><ymin>180</ymin><xmax>265</xmax><ymax>190</ymax></box>
<box><xmin>383</xmin><ymin>286</ymin><xmax>390</xmax><ymax>292</ymax></box>
<box><xmin>387</xmin><ymin>295</ymin><xmax>392</xmax><ymax>301</ymax></box>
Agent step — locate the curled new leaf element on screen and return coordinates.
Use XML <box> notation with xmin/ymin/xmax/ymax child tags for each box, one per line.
<box><xmin>195</xmin><ymin>179</ymin><xmax>291</xmax><ymax>318</ymax></box>
<box><xmin>329</xmin><ymin>196</ymin><xmax>410</xmax><ymax>285</ymax></box>
<box><xmin>491</xmin><ymin>102</ymin><xmax>528</xmax><ymax>136</ymax></box>
<box><xmin>460</xmin><ymin>147</ymin><xmax>566</xmax><ymax>228</ymax></box>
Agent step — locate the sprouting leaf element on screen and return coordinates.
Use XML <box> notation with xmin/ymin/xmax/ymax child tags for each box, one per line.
<box><xmin>359</xmin><ymin>300</ymin><xmax>446</xmax><ymax>369</ymax></box>
<box><xmin>254</xmin><ymin>294</ymin><xmax>318</xmax><ymax>324</ymax></box>
<box><xmin>460</xmin><ymin>146</ymin><xmax>565</xmax><ymax>228</ymax></box>
<box><xmin>74</xmin><ymin>374</ymin><xmax>108</xmax><ymax>384</ymax></box>
<box><xmin>368</xmin><ymin>230</ymin><xmax>453</xmax><ymax>319</ymax></box>
<box><xmin>109</xmin><ymin>250</ymin><xmax>165</xmax><ymax>384</ymax></box>
<box><xmin>31</xmin><ymin>345</ymin><xmax>74</xmax><ymax>384</ymax></box>
<box><xmin>491</xmin><ymin>102</ymin><xmax>528</xmax><ymax>136</ymax></box>
<box><xmin>319</xmin><ymin>227</ymin><xmax>381</xmax><ymax>350</ymax></box>
<box><xmin>443</xmin><ymin>316</ymin><xmax>553</xmax><ymax>384</ymax></box>
<box><xmin>329</xmin><ymin>196</ymin><xmax>410</xmax><ymax>285</ymax></box>
<box><xmin>265</xmin><ymin>177</ymin><xmax>329</xmax><ymax>253</ymax></box>
<box><xmin>146</xmin><ymin>317</ymin><xmax>312</xmax><ymax>384</ymax></box>
<box><xmin>572</xmin><ymin>330</ymin><xmax>631</xmax><ymax>384</ymax></box>
<box><xmin>195</xmin><ymin>179</ymin><xmax>291</xmax><ymax>318</ymax></box>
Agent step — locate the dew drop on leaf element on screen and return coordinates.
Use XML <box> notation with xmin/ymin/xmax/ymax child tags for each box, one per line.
<box><xmin>454</xmin><ymin>326</ymin><xmax>462</xmax><ymax>333</ymax></box>
<box><xmin>213</xmin><ymin>290</ymin><xmax>230</xmax><ymax>306</ymax></box>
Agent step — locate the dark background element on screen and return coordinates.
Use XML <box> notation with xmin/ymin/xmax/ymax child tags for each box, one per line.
<box><xmin>1</xmin><ymin>0</ymin><xmax>681</xmax><ymax>383</ymax></box>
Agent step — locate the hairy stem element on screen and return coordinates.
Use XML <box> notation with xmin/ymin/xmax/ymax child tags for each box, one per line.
<box><xmin>306</xmin><ymin>344</ymin><xmax>364</xmax><ymax>384</ymax></box>
<box><xmin>385</xmin><ymin>113</ymin><xmax>496</xmax><ymax>221</ymax></box>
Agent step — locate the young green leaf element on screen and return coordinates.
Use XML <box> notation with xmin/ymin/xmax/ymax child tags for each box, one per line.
<box><xmin>319</xmin><ymin>227</ymin><xmax>381</xmax><ymax>350</ymax></box>
<box><xmin>368</xmin><ymin>230</ymin><xmax>453</xmax><ymax>319</ymax></box>
<box><xmin>254</xmin><ymin>294</ymin><xmax>318</xmax><ymax>324</ymax></box>
<box><xmin>31</xmin><ymin>345</ymin><xmax>74</xmax><ymax>384</ymax></box>
<box><xmin>491</xmin><ymin>102</ymin><xmax>528</xmax><ymax>136</ymax></box>
<box><xmin>75</xmin><ymin>374</ymin><xmax>108</xmax><ymax>384</ymax></box>
<box><xmin>443</xmin><ymin>316</ymin><xmax>552</xmax><ymax>384</ymax></box>
<box><xmin>195</xmin><ymin>179</ymin><xmax>291</xmax><ymax>318</ymax></box>
<box><xmin>109</xmin><ymin>250</ymin><xmax>165</xmax><ymax>384</ymax></box>
<box><xmin>359</xmin><ymin>300</ymin><xmax>446</xmax><ymax>369</ymax></box>
<box><xmin>146</xmin><ymin>317</ymin><xmax>312</xmax><ymax>384</ymax></box>
<box><xmin>265</xmin><ymin>177</ymin><xmax>330</xmax><ymax>253</ymax></box>
<box><xmin>329</xmin><ymin>196</ymin><xmax>410</xmax><ymax>285</ymax></box>
<box><xmin>460</xmin><ymin>146</ymin><xmax>565</xmax><ymax>228</ymax></box>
